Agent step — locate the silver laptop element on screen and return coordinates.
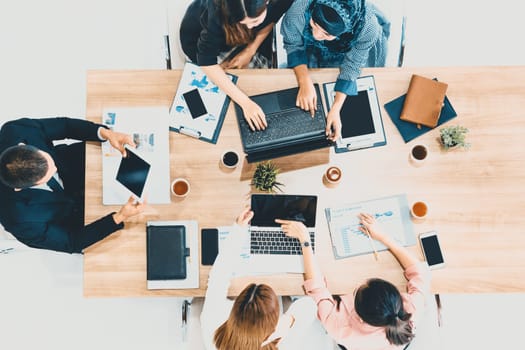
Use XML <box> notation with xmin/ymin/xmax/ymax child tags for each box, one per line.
<box><xmin>248</xmin><ymin>194</ymin><xmax>317</xmax><ymax>273</ymax></box>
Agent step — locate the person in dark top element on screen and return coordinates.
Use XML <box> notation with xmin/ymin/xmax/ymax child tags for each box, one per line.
<box><xmin>0</xmin><ymin>117</ymin><xmax>146</xmax><ymax>254</ymax></box>
<box><xmin>180</xmin><ymin>0</ymin><xmax>293</xmax><ymax>131</ymax></box>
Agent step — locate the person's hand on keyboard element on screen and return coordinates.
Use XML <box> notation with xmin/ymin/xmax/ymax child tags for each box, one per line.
<box><xmin>296</xmin><ymin>80</ymin><xmax>317</xmax><ymax>117</ymax></box>
<box><xmin>275</xmin><ymin>219</ymin><xmax>310</xmax><ymax>244</ymax></box>
<box><xmin>242</xmin><ymin>100</ymin><xmax>267</xmax><ymax>131</ymax></box>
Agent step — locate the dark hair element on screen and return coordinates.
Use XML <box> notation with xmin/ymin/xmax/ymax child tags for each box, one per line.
<box><xmin>219</xmin><ymin>0</ymin><xmax>268</xmax><ymax>47</ymax></box>
<box><xmin>214</xmin><ymin>283</ymin><xmax>280</xmax><ymax>350</ymax></box>
<box><xmin>354</xmin><ymin>278</ymin><xmax>415</xmax><ymax>346</ymax></box>
<box><xmin>0</xmin><ymin>145</ymin><xmax>49</xmax><ymax>189</ymax></box>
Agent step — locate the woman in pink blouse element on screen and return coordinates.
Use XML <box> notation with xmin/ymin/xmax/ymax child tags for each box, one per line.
<box><xmin>276</xmin><ymin>213</ymin><xmax>431</xmax><ymax>350</ymax></box>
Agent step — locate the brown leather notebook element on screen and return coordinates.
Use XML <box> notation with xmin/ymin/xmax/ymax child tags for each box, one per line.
<box><xmin>400</xmin><ymin>74</ymin><xmax>448</xmax><ymax>128</ymax></box>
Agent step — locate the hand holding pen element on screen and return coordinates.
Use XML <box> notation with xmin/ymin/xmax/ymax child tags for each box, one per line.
<box><xmin>358</xmin><ymin>213</ymin><xmax>386</xmax><ymax>260</ymax></box>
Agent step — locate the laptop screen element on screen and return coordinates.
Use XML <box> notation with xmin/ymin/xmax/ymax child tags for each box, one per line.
<box><xmin>251</xmin><ymin>194</ymin><xmax>317</xmax><ymax>228</ymax></box>
<box><xmin>116</xmin><ymin>148</ymin><xmax>151</xmax><ymax>198</ymax></box>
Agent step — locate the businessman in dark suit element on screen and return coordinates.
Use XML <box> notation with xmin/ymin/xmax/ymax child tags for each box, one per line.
<box><xmin>0</xmin><ymin>117</ymin><xmax>145</xmax><ymax>253</ymax></box>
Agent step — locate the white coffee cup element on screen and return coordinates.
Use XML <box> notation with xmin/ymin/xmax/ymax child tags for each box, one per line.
<box><xmin>324</xmin><ymin>166</ymin><xmax>342</xmax><ymax>184</ymax></box>
<box><xmin>171</xmin><ymin>178</ymin><xmax>190</xmax><ymax>197</ymax></box>
<box><xmin>409</xmin><ymin>144</ymin><xmax>429</xmax><ymax>165</ymax></box>
<box><xmin>410</xmin><ymin>201</ymin><xmax>429</xmax><ymax>220</ymax></box>
<box><xmin>220</xmin><ymin>150</ymin><xmax>240</xmax><ymax>169</ymax></box>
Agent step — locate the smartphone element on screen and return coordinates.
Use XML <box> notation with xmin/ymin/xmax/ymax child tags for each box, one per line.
<box><xmin>183</xmin><ymin>88</ymin><xmax>207</xmax><ymax>119</ymax></box>
<box><xmin>419</xmin><ymin>231</ymin><xmax>445</xmax><ymax>269</ymax></box>
<box><xmin>201</xmin><ymin>228</ymin><xmax>219</xmax><ymax>266</ymax></box>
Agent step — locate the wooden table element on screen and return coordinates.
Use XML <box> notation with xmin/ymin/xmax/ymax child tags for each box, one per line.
<box><xmin>84</xmin><ymin>66</ymin><xmax>525</xmax><ymax>297</ymax></box>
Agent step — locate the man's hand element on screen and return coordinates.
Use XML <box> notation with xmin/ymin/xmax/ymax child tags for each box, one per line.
<box><xmin>100</xmin><ymin>128</ymin><xmax>136</xmax><ymax>157</ymax></box>
<box><xmin>113</xmin><ymin>196</ymin><xmax>146</xmax><ymax>224</ymax></box>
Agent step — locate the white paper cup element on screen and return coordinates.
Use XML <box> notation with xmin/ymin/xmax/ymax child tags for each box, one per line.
<box><xmin>324</xmin><ymin>166</ymin><xmax>342</xmax><ymax>184</ymax></box>
<box><xmin>221</xmin><ymin>150</ymin><xmax>240</xmax><ymax>169</ymax></box>
<box><xmin>410</xmin><ymin>201</ymin><xmax>429</xmax><ymax>220</ymax></box>
<box><xmin>171</xmin><ymin>178</ymin><xmax>190</xmax><ymax>197</ymax></box>
<box><xmin>409</xmin><ymin>144</ymin><xmax>429</xmax><ymax>166</ymax></box>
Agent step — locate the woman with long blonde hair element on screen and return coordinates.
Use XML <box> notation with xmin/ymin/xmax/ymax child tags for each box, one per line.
<box><xmin>200</xmin><ymin>207</ymin><xmax>334</xmax><ymax>350</ymax></box>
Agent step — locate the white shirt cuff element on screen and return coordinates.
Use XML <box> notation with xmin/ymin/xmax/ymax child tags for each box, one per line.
<box><xmin>97</xmin><ymin>127</ymin><xmax>107</xmax><ymax>141</ymax></box>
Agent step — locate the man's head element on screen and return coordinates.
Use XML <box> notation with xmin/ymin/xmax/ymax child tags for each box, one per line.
<box><xmin>0</xmin><ymin>145</ymin><xmax>56</xmax><ymax>189</ymax></box>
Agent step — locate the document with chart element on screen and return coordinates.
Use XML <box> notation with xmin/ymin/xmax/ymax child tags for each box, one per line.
<box><xmin>325</xmin><ymin>194</ymin><xmax>415</xmax><ymax>259</ymax></box>
<box><xmin>101</xmin><ymin>106</ymin><xmax>171</xmax><ymax>205</ymax></box>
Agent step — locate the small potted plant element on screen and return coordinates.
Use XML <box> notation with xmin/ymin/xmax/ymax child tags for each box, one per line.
<box><xmin>439</xmin><ymin>125</ymin><xmax>470</xmax><ymax>150</ymax></box>
<box><xmin>251</xmin><ymin>161</ymin><xmax>283</xmax><ymax>193</ymax></box>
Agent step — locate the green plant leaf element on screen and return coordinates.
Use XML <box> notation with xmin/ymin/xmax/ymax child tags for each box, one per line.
<box><xmin>251</xmin><ymin>161</ymin><xmax>284</xmax><ymax>192</ymax></box>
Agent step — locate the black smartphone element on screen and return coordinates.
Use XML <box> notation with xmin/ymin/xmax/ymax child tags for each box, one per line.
<box><xmin>201</xmin><ymin>228</ymin><xmax>219</xmax><ymax>266</ymax></box>
<box><xmin>183</xmin><ymin>88</ymin><xmax>207</xmax><ymax>119</ymax></box>
<box><xmin>419</xmin><ymin>231</ymin><xmax>445</xmax><ymax>269</ymax></box>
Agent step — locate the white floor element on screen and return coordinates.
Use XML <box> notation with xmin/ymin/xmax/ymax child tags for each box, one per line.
<box><xmin>1</xmin><ymin>0</ymin><xmax>524</xmax><ymax>349</ymax></box>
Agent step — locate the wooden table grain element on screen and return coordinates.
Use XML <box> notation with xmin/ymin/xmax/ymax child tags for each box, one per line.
<box><xmin>84</xmin><ymin>66</ymin><xmax>525</xmax><ymax>297</ymax></box>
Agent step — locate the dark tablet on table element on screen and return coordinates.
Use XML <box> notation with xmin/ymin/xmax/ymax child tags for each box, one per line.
<box><xmin>115</xmin><ymin>147</ymin><xmax>150</xmax><ymax>199</ymax></box>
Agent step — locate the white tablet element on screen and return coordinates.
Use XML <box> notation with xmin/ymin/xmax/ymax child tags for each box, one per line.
<box><xmin>323</xmin><ymin>76</ymin><xmax>386</xmax><ymax>152</ymax></box>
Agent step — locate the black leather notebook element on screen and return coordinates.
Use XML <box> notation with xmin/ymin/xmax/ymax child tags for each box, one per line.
<box><xmin>146</xmin><ymin>224</ymin><xmax>190</xmax><ymax>280</ymax></box>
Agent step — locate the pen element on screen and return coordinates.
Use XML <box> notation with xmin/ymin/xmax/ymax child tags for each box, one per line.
<box><xmin>363</xmin><ymin>226</ymin><xmax>379</xmax><ymax>261</ymax></box>
<box><xmin>0</xmin><ymin>247</ymin><xmax>14</xmax><ymax>254</ymax></box>
<box><xmin>181</xmin><ymin>299</ymin><xmax>190</xmax><ymax>342</ymax></box>
<box><xmin>164</xmin><ymin>35</ymin><xmax>172</xmax><ymax>70</ymax></box>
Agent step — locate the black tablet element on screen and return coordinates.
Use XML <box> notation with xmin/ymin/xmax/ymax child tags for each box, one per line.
<box><xmin>115</xmin><ymin>147</ymin><xmax>150</xmax><ymax>199</ymax></box>
<box><xmin>323</xmin><ymin>76</ymin><xmax>386</xmax><ymax>151</ymax></box>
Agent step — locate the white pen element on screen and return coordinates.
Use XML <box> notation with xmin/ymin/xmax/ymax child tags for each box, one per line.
<box><xmin>363</xmin><ymin>226</ymin><xmax>379</xmax><ymax>261</ymax></box>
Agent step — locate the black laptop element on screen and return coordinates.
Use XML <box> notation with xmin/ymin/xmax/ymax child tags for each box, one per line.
<box><xmin>248</xmin><ymin>194</ymin><xmax>318</xmax><ymax>273</ymax></box>
<box><xmin>234</xmin><ymin>84</ymin><xmax>332</xmax><ymax>163</ymax></box>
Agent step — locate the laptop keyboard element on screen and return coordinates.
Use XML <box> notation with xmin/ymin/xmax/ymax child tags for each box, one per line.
<box><xmin>250</xmin><ymin>230</ymin><xmax>315</xmax><ymax>255</ymax></box>
<box><xmin>244</xmin><ymin>108</ymin><xmax>326</xmax><ymax>147</ymax></box>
